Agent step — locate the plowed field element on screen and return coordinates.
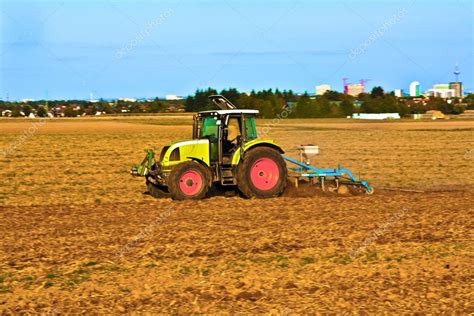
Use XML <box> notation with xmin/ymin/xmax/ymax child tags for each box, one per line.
<box><xmin>0</xmin><ymin>117</ymin><xmax>473</xmax><ymax>313</ymax></box>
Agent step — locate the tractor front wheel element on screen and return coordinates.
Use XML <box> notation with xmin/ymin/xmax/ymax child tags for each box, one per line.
<box><xmin>168</xmin><ymin>161</ymin><xmax>210</xmax><ymax>200</ymax></box>
<box><xmin>237</xmin><ymin>147</ymin><xmax>287</xmax><ymax>198</ymax></box>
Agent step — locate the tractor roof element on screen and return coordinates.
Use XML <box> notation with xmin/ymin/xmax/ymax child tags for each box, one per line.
<box><xmin>198</xmin><ymin>109</ymin><xmax>259</xmax><ymax>116</ymax></box>
<box><xmin>200</xmin><ymin>95</ymin><xmax>259</xmax><ymax>116</ymax></box>
<box><xmin>209</xmin><ymin>95</ymin><xmax>236</xmax><ymax>110</ymax></box>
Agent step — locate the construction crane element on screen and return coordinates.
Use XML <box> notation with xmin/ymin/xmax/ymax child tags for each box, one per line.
<box><xmin>343</xmin><ymin>78</ymin><xmax>371</xmax><ymax>94</ymax></box>
<box><xmin>342</xmin><ymin>78</ymin><xmax>349</xmax><ymax>94</ymax></box>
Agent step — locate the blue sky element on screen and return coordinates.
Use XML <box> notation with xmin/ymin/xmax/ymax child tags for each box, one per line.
<box><xmin>0</xmin><ymin>0</ymin><xmax>472</xmax><ymax>100</ymax></box>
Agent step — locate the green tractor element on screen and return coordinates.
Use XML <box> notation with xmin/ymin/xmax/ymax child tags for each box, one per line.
<box><xmin>131</xmin><ymin>95</ymin><xmax>287</xmax><ymax>200</ymax></box>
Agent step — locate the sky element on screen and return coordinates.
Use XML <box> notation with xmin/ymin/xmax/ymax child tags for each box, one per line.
<box><xmin>0</xmin><ymin>0</ymin><xmax>473</xmax><ymax>100</ymax></box>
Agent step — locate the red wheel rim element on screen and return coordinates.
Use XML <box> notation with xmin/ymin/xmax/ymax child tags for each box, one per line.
<box><xmin>250</xmin><ymin>158</ymin><xmax>280</xmax><ymax>191</ymax></box>
<box><xmin>179</xmin><ymin>170</ymin><xmax>203</xmax><ymax>196</ymax></box>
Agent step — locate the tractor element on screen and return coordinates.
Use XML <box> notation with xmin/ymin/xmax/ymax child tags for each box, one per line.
<box><xmin>132</xmin><ymin>95</ymin><xmax>374</xmax><ymax>200</ymax></box>
<box><xmin>131</xmin><ymin>95</ymin><xmax>287</xmax><ymax>200</ymax></box>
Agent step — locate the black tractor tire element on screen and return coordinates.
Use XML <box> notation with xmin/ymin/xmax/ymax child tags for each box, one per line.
<box><xmin>236</xmin><ymin>147</ymin><xmax>287</xmax><ymax>198</ymax></box>
<box><xmin>168</xmin><ymin>161</ymin><xmax>210</xmax><ymax>200</ymax></box>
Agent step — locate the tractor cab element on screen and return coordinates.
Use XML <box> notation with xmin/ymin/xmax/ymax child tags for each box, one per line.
<box><xmin>193</xmin><ymin>108</ymin><xmax>259</xmax><ymax>165</ymax></box>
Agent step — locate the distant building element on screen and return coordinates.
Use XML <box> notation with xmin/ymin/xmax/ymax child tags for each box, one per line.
<box><xmin>426</xmin><ymin>88</ymin><xmax>455</xmax><ymax>98</ymax></box>
<box><xmin>449</xmin><ymin>82</ymin><xmax>464</xmax><ymax>98</ymax></box>
<box><xmin>119</xmin><ymin>98</ymin><xmax>137</xmax><ymax>102</ymax></box>
<box><xmin>394</xmin><ymin>89</ymin><xmax>403</xmax><ymax>97</ymax></box>
<box><xmin>449</xmin><ymin>63</ymin><xmax>464</xmax><ymax>98</ymax></box>
<box><xmin>433</xmin><ymin>84</ymin><xmax>450</xmax><ymax>90</ymax></box>
<box><xmin>316</xmin><ymin>84</ymin><xmax>331</xmax><ymax>95</ymax></box>
<box><xmin>1</xmin><ymin>110</ymin><xmax>12</xmax><ymax>117</ymax></box>
<box><xmin>165</xmin><ymin>94</ymin><xmax>184</xmax><ymax>101</ymax></box>
<box><xmin>403</xmin><ymin>97</ymin><xmax>428</xmax><ymax>108</ymax></box>
<box><xmin>409</xmin><ymin>81</ymin><xmax>420</xmax><ymax>97</ymax></box>
<box><xmin>427</xmin><ymin>83</ymin><xmax>456</xmax><ymax>98</ymax></box>
<box><xmin>352</xmin><ymin>113</ymin><xmax>401</xmax><ymax>120</ymax></box>
<box><xmin>346</xmin><ymin>84</ymin><xmax>364</xmax><ymax>97</ymax></box>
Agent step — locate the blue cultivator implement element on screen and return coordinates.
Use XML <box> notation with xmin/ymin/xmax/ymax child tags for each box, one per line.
<box><xmin>282</xmin><ymin>145</ymin><xmax>374</xmax><ymax>195</ymax></box>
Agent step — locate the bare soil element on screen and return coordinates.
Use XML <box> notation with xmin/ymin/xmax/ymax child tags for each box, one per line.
<box><xmin>0</xmin><ymin>117</ymin><xmax>473</xmax><ymax>313</ymax></box>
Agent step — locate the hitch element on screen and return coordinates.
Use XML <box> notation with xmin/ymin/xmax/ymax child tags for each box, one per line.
<box><xmin>131</xmin><ymin>149</ymin><xmax>155</xmax><ymax>177</ymax></box>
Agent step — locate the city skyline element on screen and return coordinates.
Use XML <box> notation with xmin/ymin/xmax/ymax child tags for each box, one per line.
<box><xmin>1</xmin><ymin>0</ymin><xmax>472</xmax><ymax>100</ymax></box>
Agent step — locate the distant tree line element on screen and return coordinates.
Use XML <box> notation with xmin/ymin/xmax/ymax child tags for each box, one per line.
<box><xmin>0</xmin><ymin>98</ymin><xmax>180</xmax><ymax>117</ymax></box>
<box><xmin>1</xmin><ymin>88</ymin><xmax>473</xmax><ymax>118</ymax></box>
<box><xmin>185</xmin><ymin>87</ymin><xmax>474</xmax><ymax>118</ymax></box>
<box><xmin>185</xmin><ymin>88</ymin><xmax>296</xmax><ymax>118</ymax></box>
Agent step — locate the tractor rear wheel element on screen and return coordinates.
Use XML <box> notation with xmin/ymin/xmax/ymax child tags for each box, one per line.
<box><xmin>168</xmin><ymin>161</ymin><xmax>210</xmax><ymax>200</ymax></box>
<box><xmin>237</xmin><ymin>147</ymin><xmax>287</xmax><ymax>198</ymax></box>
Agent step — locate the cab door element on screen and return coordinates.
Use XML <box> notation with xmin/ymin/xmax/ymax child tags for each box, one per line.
<box><xmin>199</xmin><ymin>115</ymin><xmax>220</xmax><ymax>162</ymax></box>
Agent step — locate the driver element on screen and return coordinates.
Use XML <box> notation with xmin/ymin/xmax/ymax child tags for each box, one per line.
<box><xmin>223</xmin><ymin>123</ymin><xmax>240</xmax><ymax>153</ymax></box>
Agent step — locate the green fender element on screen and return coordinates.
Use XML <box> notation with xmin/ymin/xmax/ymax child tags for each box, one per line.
<box><xmin>231</xmin><ymin>139</ymin><xmax>284</xmax><ymax>165</ymax></box>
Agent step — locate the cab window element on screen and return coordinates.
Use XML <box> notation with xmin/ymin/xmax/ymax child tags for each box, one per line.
<box><xmin>245</xmin><ymin>117</ymin><xmax>257</xmax><ymax>140</ymax></box>
<box><xmin>227</xmin><ymin>118</ymin><xmax>241</xmax><ymax>141</ymax></box>
<box><xmin>200</xmin><ymin>116</ymin><xmax>218</xmax><ymax>140</ymax></box>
